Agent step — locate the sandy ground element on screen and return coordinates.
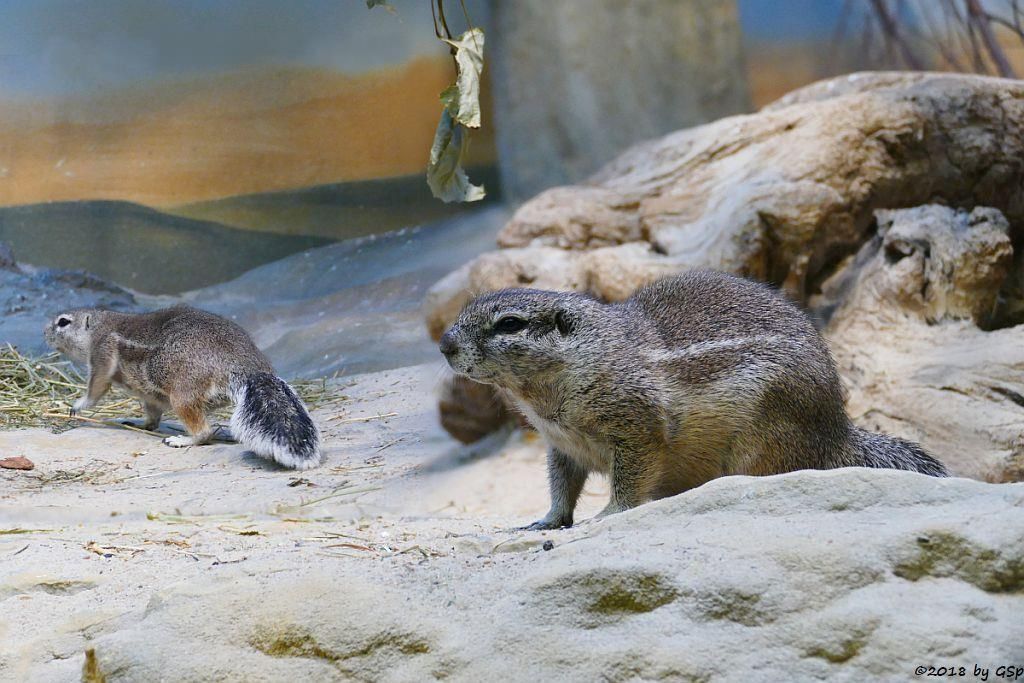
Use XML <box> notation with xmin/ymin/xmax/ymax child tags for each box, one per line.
<box><xmin>3</xmin><ymin>363</ymin><xmax>1022</xmax><ymax>682</ymax></box>
<box><xmin>0</xmin><ymin>362</ymin><xmax>607</xmax><ymax>679</ymax></box>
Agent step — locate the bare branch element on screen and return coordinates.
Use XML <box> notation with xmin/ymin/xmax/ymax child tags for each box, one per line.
<box><xmin>966</xmin><ymin>0</ymin><xmax>1017</xmax><ymax>77</ymax></box>
<box><xmin>437</xmin><ymin>0</ymin><xmax>453</xmax><ymax>41</ymax></box>
<box><xmin>868</xmin><ymin>0</ymin><xmax>926</xmax><ymax>69</ymax></box>
<box><xmin>904</xmin><ymin>0</ymin><xmax>967</xmax><ymax>70</ymax></box>
<box><xmin>960</xmin><ymin>5</ymin><xmax>990</xmax><ymax>73</ymax></box>
<box><xmin>980</xmin><ymin>12</ymin><xmax>1019</xmax><ymax>34</ymax></box>
<box><xmin>940</xmin><ymin>0</ymin><xmax>971</xmax><ymax>65</ymax></box>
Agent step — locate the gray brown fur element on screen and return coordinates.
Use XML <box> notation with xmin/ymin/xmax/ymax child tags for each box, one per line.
<box><xmin>44</xmin><ymin>305</ymin><xmax>321</xmax><ymax>470</ymax></box>
<box><xmin>439</xmin><ymin>270</ymin><xmax>947</xmax><ymax>529</ymax></box>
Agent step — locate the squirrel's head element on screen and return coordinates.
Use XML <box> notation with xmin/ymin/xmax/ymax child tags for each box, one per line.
<box><xmin>44</xmin><ymin>309</ymin><xmax>96</xmax><ymax>364</ymax></box>
<box><xmin>439</xmin><ymin>288</ymin><xmax>599</xmax><ymax>389</ymax></box>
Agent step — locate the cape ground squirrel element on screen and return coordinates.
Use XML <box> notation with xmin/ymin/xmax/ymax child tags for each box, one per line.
<box><xmin>45</xmin><ymin>305</ymin><xmax>321</xmax><ymax>470</ymax></box>
<box><xmin>439</xmin><ymin>270</ymin><xmax>947</xmax><ymax>529</ymax></box>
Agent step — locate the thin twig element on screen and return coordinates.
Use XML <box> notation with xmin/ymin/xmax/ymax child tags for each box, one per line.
<box><xmin>458</xmin><ymin>0</ymin><xmax>480</xmax><ymax>55</ymax></box>
<box><xmin>437</xmin><ymin>0</ymin><xmax>453</xmax><ymax>41</ymax></box>
<box><xmin>327</xmin><ymin>412</ymin><xmax>398</xmax><ymax>424</ymax></box>
<box><xmin>430</xmin><ymin>0</ymin><xmax>443</xmax><ymax>39</ymax></box>
<box><xmin>966</xmin><ymin>0</ymin><xmax>1017</xmax><ymax>77</ymax></box>
<box><xmin>277</xmin><ymin>485</ymin><xmax>383</xmax><ymax>511</ymax></box>
<box><xmin>374</xmin><ymin>437</ymin><xmax>405</xmax><ymax>452</ymax></box>
<box><xmin>868</xmin><ymin>0</ymin><xmax>926</xmax><ymax>69</ymax></box>
<box><xmin>41</xmin><ymin>412</ymin><xmax>165</xmax><ymax>438</ymax></box>
<box><xmin>915</xmin><ymin>0</ymin><xmax>968</xmax><ymax>70</ymax></box>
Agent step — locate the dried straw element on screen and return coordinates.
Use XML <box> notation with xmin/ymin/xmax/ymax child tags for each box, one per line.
<box><xmin>0</xmin><ymin>345</ymin><xmax>348</xmax><ymax>431</ymax></box>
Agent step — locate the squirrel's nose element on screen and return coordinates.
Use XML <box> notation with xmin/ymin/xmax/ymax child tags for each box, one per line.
<box><xmin>439</xmin><ymin>330</ymin><xmax>458</xmax><ymax>357</ymax></box>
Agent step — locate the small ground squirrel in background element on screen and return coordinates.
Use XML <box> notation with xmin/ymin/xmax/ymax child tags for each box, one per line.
<box><xmin>439</xmin><ymin>270</ymin><xmax>947</xmax><ymax>529</ymax></box>
<box><xmin>45</xmin><ymin>305</ymin><xmax>321</xmax><ymax>470</ymax></box>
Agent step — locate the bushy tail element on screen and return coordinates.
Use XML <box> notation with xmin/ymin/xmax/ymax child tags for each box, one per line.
<box><xmin>847</xmin><ymin>426</ymin><xmax>948</xmax><ymax>477</ymax></box>
<box><xmin>230</xmin><ymin>372</ymin><xmax>322</xmax><ymax>470</ymax></box>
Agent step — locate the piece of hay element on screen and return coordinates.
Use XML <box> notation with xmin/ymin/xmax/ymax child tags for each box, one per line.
<box><xmin>0</xmin><ymin>345</ymin><xmax>142</xmax><ymax>429</ymax></box>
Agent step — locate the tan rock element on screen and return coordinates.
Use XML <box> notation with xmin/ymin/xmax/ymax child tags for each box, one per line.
<box><xmin>426</xmin><ymin>72</ymin><xmax>1024</xmax><ymax>333</ymax></box>
<box><xmin>579</xmin><ymin>243</ymin><xmax>683</xmax><ymax>302</ymax></box>
<box><xmin>498</xmin><ymin>186</ymin><xmax>645</xmax><ymax>249</ymax></box>
<box><xmin>423</xmin><ymin>262</ymin><xmax>473</xmax><ymax>342</ymax></box>
<box><xmin>761</xmin><ymin>70</ymin><xmax>943</xmax><ymax>111</ymax></box>
<box><xmin>438</xmin><ymin>374</ymin><xmax>515</xmax><ymax>445</ymax></box>
<box><xmin>823</xmin><ymin>205</ymin><xmax>1023</xmax><ymax>482</ymax></box>
<box><xmin>467</xmin><ymin>246</ymin><xmax>587</xmax><ymax>294</ymax></box>
<box><xmin>54</xmin><ymin>471</ymin><xmax>1024</xmax><ymax>681</ymax></box>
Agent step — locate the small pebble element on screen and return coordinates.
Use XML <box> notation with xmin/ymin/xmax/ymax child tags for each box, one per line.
<box><xmin>0</xmin><ymin>456</ymin><xmax>34</xmax><ymax>470</ymax></box>
<box><xmin>542</xmin><ymin>540</ymin><xmax>554</xmax><ymax>551</ymax></box>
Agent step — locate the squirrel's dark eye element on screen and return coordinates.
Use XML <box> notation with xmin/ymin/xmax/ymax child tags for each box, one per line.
<box><xmin>493</xmin><ymin>316</ymin><xmax>527</xmax><ymax>334</ymax></box>
<box><xmin>56</xmin><ymin>317</ymin><xmax>71</xmax><ymax>328</ymax></box>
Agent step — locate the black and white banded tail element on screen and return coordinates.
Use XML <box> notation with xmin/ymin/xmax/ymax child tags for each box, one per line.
<box><xmin>849</xmin><ymin>427</ymin><xmax>948</xmax><ymax>477</ymax></box>
<box><xmin>229</xmin><ymin>372</ymin><xmax>322</xmax><ymax>470</ymax></box>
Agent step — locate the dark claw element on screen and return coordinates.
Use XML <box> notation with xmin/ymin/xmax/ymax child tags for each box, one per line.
<box><xmin>69</xmin><ymin>407</ymin><xmax>77</xmax><ymax>418</ymax></box>
<box><xmin>518</xmin><ymin>518</ymin><xmax>572</xmax><ymax>531</ymax></box>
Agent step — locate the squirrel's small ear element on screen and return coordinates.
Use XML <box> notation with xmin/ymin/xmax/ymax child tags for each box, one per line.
<box><xmin>554</xmin><ymin>308</ymin><xmax>574</xmax><ymax>336</ymax></box>
<box><xmin>84</xmin><ymin>315</ymin><xmax>90</xmax><ymax>330</ymax></box>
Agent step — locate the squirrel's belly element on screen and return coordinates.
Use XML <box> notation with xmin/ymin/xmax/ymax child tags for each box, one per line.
<box><xmin>514</xmin><ymin>401</ymin><xmax>612</xmax><ymax>473</ymax></box>
<box><xmin>536</xmin><ymin>419</ymin><xmax>612</xmax><ymax>474</ymax></box>
<box><xmin>113</xmin><ymin>365</ymin><xmax>164</xmax><ymax>401</ymax></box>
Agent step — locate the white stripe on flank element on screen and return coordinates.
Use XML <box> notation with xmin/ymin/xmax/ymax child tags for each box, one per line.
<box><xmin>111</xmin><ymin>333</ymin><xmax>157</xmax><ymax>351</ymax></box>
<box><xmin>641</xmin><ymin>335</ymin><xmax>792</xmax><ymax>363</ymax></box>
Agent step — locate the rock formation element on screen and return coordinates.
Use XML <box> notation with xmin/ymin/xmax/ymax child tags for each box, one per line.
<box><xmin>0</xmin><ymin>242</ymin><xmax>139</xmax><ymax>355</ymax></box>
<box><xmin>425</xmin><ymin>73</ymin><xmax>1024</xmax><ymax>477</ymax></box>
<box><xmin>821</xmin><ymin>205</ymin><xmax>1023</xmax><ymax>482</ymax></box>
<box><xmin>21</xmin><ymin>469</ymin><xmax>1023</xmax><ymax>681</ymax></box>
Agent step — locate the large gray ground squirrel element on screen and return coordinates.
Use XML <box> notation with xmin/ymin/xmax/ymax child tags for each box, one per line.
<box><xmin>44</xmin><ymin>305</ymin><xmax>322</xmax><ymax>470</ymax></box>
<box><xmin>439</xmin><ymin>270</ymin><xmax>948</xmax><ymax>530</ymax></box>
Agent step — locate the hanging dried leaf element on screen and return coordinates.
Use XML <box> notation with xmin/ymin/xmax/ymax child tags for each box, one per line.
<box><xmin>365</xmin><ymin>0</ymin><xmax>397</xmax><ymax>15</ymax></box>
<box><xmin>441</xmin><ymin>28</ymin><xmax>485</xmax><ymax>128</ymax></box>
<box><xmin>427</xmin><ymin>109</ymin><xmax>485</xmax><ymax>203</ymax></box>
<box><xmin>440</xmin><ymin>84</ymin><xmax>460</xmax><ymax>119</ymax></box>
<box><xmin>363</xmin><ymin>6</ymin><xmax>485</xmax><ymax>203</ymax></box>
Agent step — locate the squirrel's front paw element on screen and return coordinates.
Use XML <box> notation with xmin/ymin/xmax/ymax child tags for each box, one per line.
<box><xmin>163</xmin><ymin>435</ymin><xmax>193</xmax><ymax>448</ymax></box>
<box><xmin>69</xmin><ymin>398</ymin><xmax>89</xmax><ymax>417</ymax></box>
<box><xmin>519</xmin><ymin>516</ymin><xmax>572</xmax><ymax>531</ymax></box>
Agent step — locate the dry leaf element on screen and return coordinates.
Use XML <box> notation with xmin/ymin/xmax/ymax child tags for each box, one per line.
<box><xmin>427</xmin><ymin>110</ymin><xmax>485</xmax><ymax>203</ymax></box>
<box><xmin>365</xmin><ymin>0</ymin><xmax>397</xmax><ymax>14</ymax></box>
<box><xmin>428</xmin><ymin>28</ymin><xmax>486</xmax><ymax>203</ymax></box>
<box><xmin>441</xmin><ymin>28</ymin><xmax>485</xmax><ymax>128</ymax></box>
<box><xmin>0</xmin><ymin>456</ymin><xmax>34</xmax><ymax>470</ymax></box>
